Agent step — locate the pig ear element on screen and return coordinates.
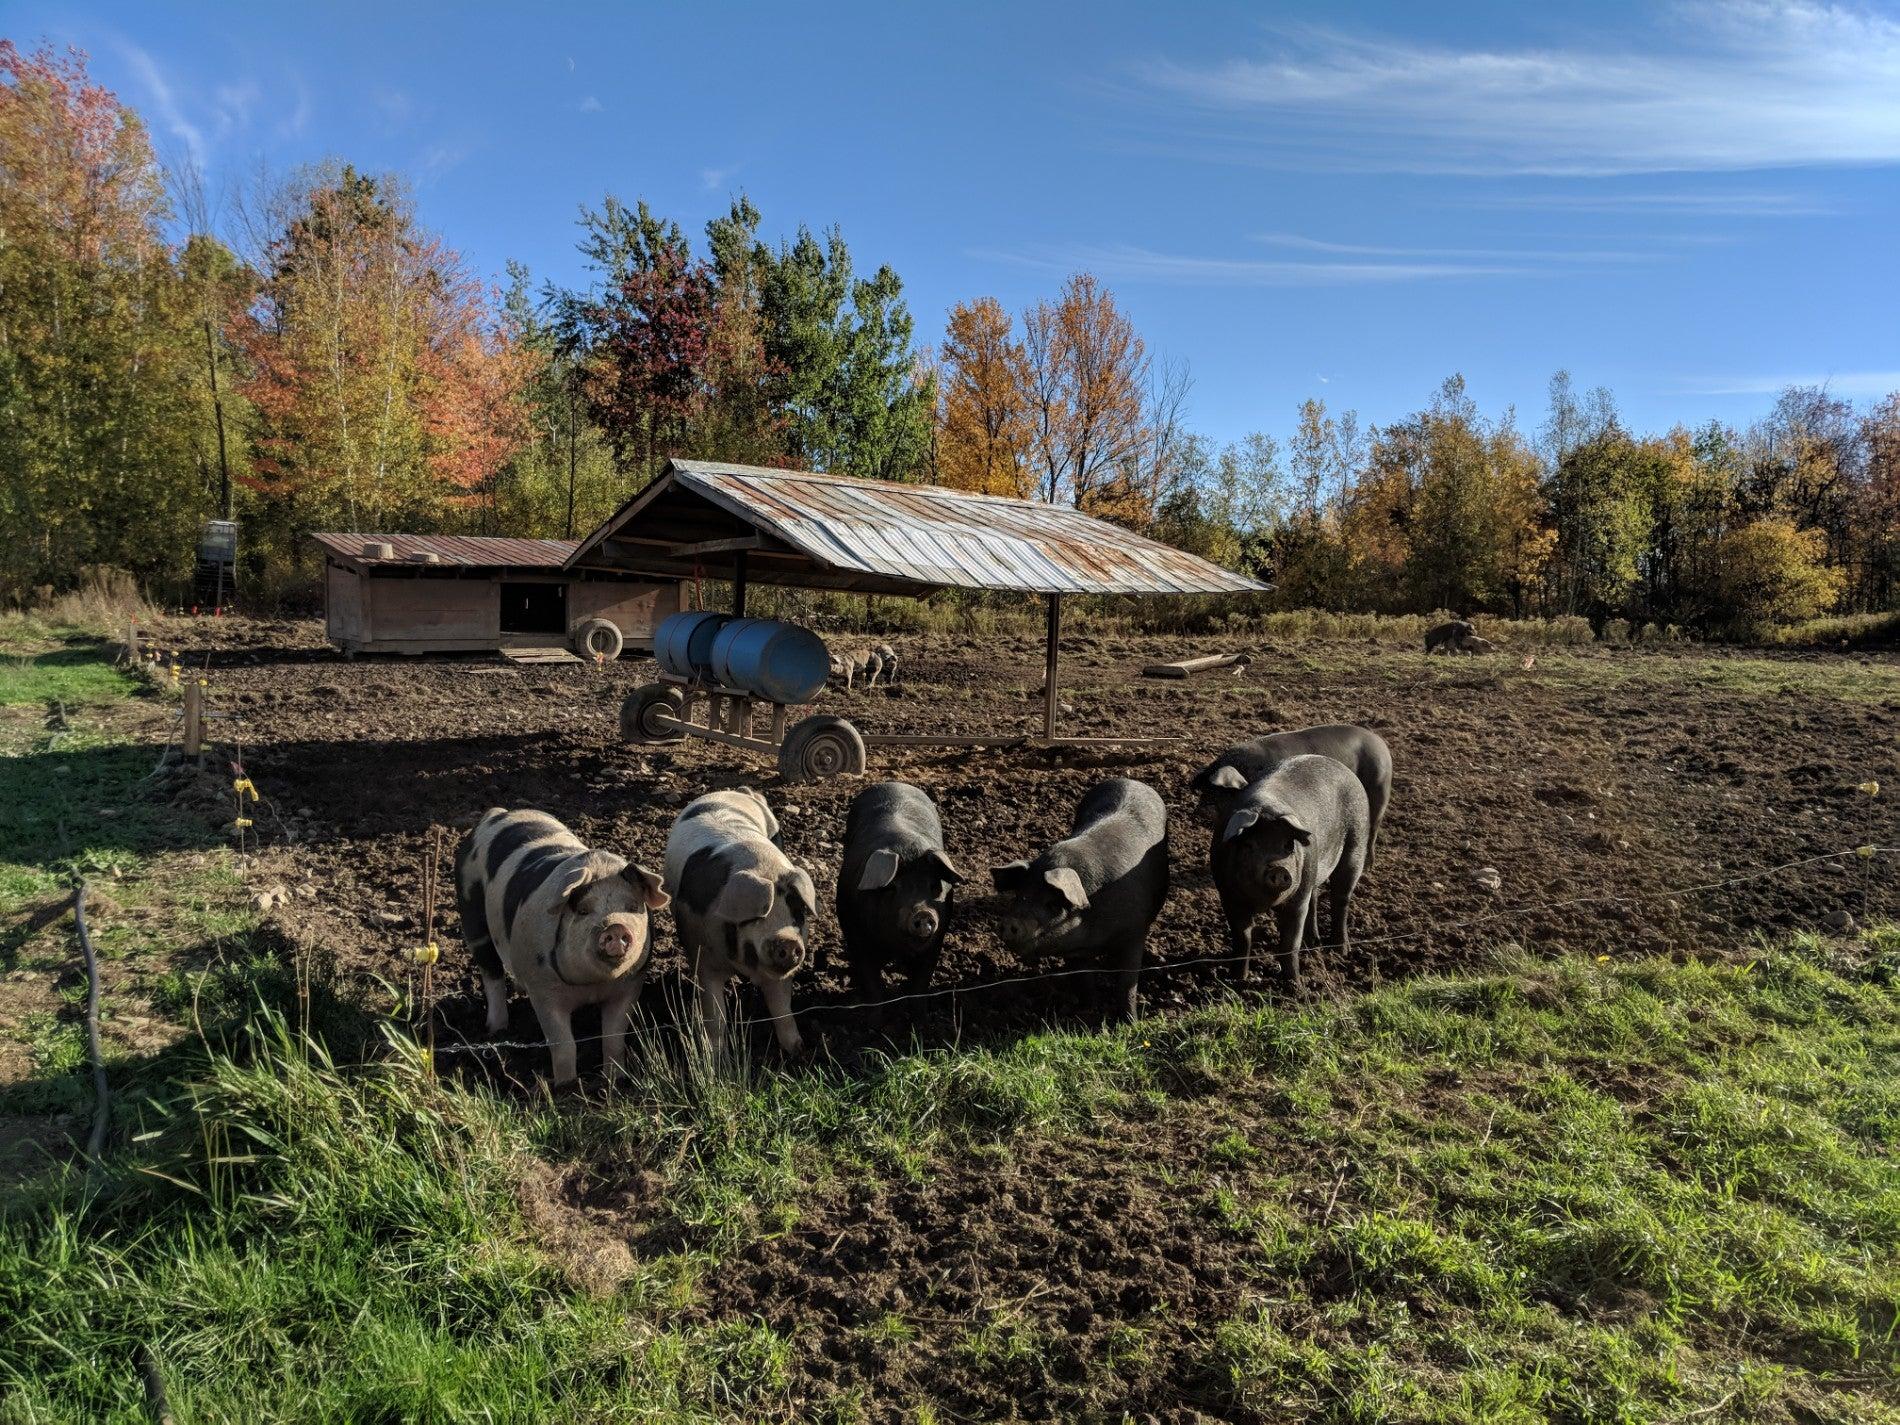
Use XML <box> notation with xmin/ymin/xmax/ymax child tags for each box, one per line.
<box><xmin>1043</xmin><ymin>867</ymin><xmax>1089</xmax><ymax>912</ymax></box>
<box><xmin>622</xmin><ymin>862</ymin><xmax>670</xmax><ymax>911</ymax></box>
<box><xmin>1223</xmin><ymin>808</ymin><xmax>1261</xmax><ymax>842</ymax></box>
<box><xmin>990</xmin><ymin>860</ymin><xmax>1031</xmax><ymax>892</ymax></box>
<box><xmin>924</xmin><ymin>849</ymin><xmax>964</xmax><ymax>886</ymax></box>
<box><xmin>857</xmin><ymin>848</ymin><xmax>901</xmax><ymax>892</ymax></box>
<box><xmin>713</xmin><ymin>869</ymin><xmax>775</xmax><ymax>923</ymax></box>
<box><xmin>785</xmin><ymin>867</ymin><xmax>816</xmax><ymax>919</ymax></box>
<box><xmin>1209</xmin><ymin>765</ymin><xmax>1249</xmax><ymax>791</ymax></box>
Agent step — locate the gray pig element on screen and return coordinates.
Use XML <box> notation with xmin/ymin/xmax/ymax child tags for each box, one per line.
<box><xmin>1190</xmin><ymin>722</ymin><xmax>1391</xmax><ymax>865</ymax></box>
<box><xmin>868</xmin><ymin>643</ymin><xmax>898</xmax><ymax>685</ymax></box>
<box><xmin>1210</xmin><ymin>754</ymin><xmax>1369</xmax><ymax>984</ymax></box>
<box><xmin>456</xmin><ymin>808</ymin><xmax>670</xmax><ymax>1086</ymax></box>
<box><xmin>1457</xmin><ymin>634</ymin><xmax>1498</xmax><ymax>655</ymax></box>
<box><xmin>834</xmin><ymin>781</ymin><xmax>962</xmax><ymax>1000</ymax></box>
<box><xmin>990</xmin><ymin>777</ymin><xmax>1169</xmax><ymax>1020</ymax></box>
<box><xmin>1424</xmin><ymin>619</ymin><xmax>1475</xmax><ymax>654</ymax></box>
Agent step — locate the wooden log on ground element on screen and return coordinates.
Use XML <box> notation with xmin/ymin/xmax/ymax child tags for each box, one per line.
<box><xmin>1141</xmin><ymin>651</ymin><xmax>1253</xmax><ymax>679</ymax></box>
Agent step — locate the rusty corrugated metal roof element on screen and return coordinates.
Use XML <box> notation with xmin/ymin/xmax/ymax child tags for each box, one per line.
<box><xmin>312</xmin><ymin>532</ymin><xmax>579</xmax><ymax>572</ymax></box>
<box><xmin>569</xmin><ymin>460</ymin><xmax>1268</xmax><ymax>596</ymax></box>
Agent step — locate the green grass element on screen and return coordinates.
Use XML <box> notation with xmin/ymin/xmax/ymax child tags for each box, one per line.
<box><xmin>0</xmin><ymin>640</ymin><xmax>136</xmax><ymax>708</ymax></box>
<box><xmin>3</xmin><ymin>934</ymin><xmax>1896</xmax><ymax>1421</ymax></box>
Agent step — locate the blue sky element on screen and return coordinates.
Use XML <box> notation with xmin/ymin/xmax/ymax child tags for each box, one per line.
<box><xmin>10</xmin><ymin>0</ymin><xmax>1900</xmax><ymax>447</ymax></box>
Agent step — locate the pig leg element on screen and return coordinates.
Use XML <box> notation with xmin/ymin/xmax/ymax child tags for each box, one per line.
<box><xmin>598</xmin><ymin>973</ymin><xmax>644</xmax><ymax>1080</ymax></box>
<box><xmin>1219</xmin><ymin>887</ymin><xmax>1256</xmax><ymax>979</ymax></box>
<box><xmin>527</xmin><ymin>990</ymin><xmax>579</xmax><ymax>1086</ymax></box>
<box><xmin>757</xmin><ymin>974</ymin><xmax>804</xmax><ymax>1055</ymax></box>
<box><xmin>694</xmin><ymin>963</ymin><xmax>731</xmax><ymax>1056</ymax></box>
<box><xmin>1272</xmin><ymin>899</ymin><xmax>1309</xmax><ymax>986</ymax></box>
<box><xmin>481</xmin><ymin>970</ymin><xmax>510</xmax><ymax>1036</ymax></box>
<box><xmin>1328</xmin><ymin>862</ymin><xmax>1361</xmax><ymax>958</ymax></box>
<box><xmin>1110</xmin><ymin>938</ymin><xmax>1144</xmax><ymax>1022</ymax></box>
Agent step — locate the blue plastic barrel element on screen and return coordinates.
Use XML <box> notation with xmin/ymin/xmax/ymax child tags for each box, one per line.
<box><xmin>709</xmin><ymin>619</ymin><xmax>830</xmax><ymax>704</ymax></box>
<box><xmin>654</xmin><ymin>611</ymin><xmax>730</xmax><ymax>680</ymax></box>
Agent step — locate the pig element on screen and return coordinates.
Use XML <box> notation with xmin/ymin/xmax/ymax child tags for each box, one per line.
<box><xmin>829</xmin><ymin>648</ymin><xmax>874</xmax><ymax>690</ymax></box>
<box><xmin>1190</xmin><ymin>723</ymin><xmax>1391</xmax><ymax>866</ymax></box>
<box><xmin>1210</xmin><ymin>754</ymin><xmax>1369</xmax><ymax>985</ymax></box>
<box><xmin>868</xmin><ymin>643</ymin><xmax>899</xmax><ymax>685</ymax></box>
<box><xmin>990</xmin><ymin>777</ymin><xmax>1169</xmax><ymax>1021</ymax></box>
<box><xmin>1457</xmin><ymin>634</ymin><xmax>1498</xmax><ymax>655</ymax></box>
<box><xmin>663</xmin><ymin>788</ymin><xmax>816</xmax><ymax>1056</ymax></box>
<box><xmin>455</xmin><ymin>807</ymin><xmax>669</xmax><ymax>1086</ymax></box>
<box><xmin>834</xmin><ymin>781</ymin><xmax>962</xmax><ymax>1000</ymax></box>
<box><xmin>1424</xmin><ymin>618</ymin><xmax>1475</xmax><ymax>654</ymax></box>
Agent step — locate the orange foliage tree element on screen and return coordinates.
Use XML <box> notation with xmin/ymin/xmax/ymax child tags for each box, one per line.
<box><xmin>935</xmin><ymin>297</ymin><xmax>1032</xmax><ymax>497</ymax></box>
<box><xmin>236</xmin><ymin>164</ymin><xmax>528</xmax><ymax>552</ymax></box>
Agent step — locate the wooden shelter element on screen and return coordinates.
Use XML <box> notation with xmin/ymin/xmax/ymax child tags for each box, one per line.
<box><xmin>313</xmin><ymin>533</ymin><xmax>680</xmax><ymax>659</ymax></box>
<box><xmin>571</xmin><ymin>460</ymin><xmax>1268</xmax><ymax>769</ymax></box>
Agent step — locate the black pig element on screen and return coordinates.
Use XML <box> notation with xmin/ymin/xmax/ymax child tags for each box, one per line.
<box><xmin>1191</xmin><ymin>722</ymin><xmax>1391</xmax><ymax>865</ymax></box>
<box><xmin>1210</xmin><ymin>754</ymin><xmax>1369</xmax><ymax>985</ymax></box>
<box><xmin>834</xmin><ymin>782</ymin><xmax>962</xmax><ymax>1000</ymax></box>
<box><xmin>991</xmin><ymin>777</ymin><xmax>1169</xmax><ymax>1020</ymax></box>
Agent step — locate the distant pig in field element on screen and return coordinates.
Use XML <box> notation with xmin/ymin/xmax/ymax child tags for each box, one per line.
<box><xmin>456</xmin><ymin>808</ymin><xmax>669</xmax><ymax>1086</ymax></box>
<box><xmin>990</xmin><ymin>777</ymin><xmax>1169</xmax><ymax>1020</ymax></box>
<box><xmin>829</xmin><ymin>649</ymin><xmax>874</xmax><ymax>689</ymax></box>
<box><xmin>1190</xmin><ymin>722</ymin><xmax>1392</xmax><ymax>865</ymax></box>
<box><xmin>835</xmin><ymin>781</ymin><xmax>962</xmax><ymax>1000</ymax></box>
<box><xmin>868</xmin><ymin>643</ymin><xmax>898</xmax><ymax>685</ymax></box>
<box><xmin>1210</xmin><ymin>754</ymin><xmax>1368</xmax><ymax>984</ymax></box>
<box><xmin>1424</xmin><ymin>619</ymin><xmax>1475</xmax><ymax>654</ymax></box>
<box><xmin>664</xmin><ymin>788</ymin><xmax>816</xmax><ymax>1056</ymax></box>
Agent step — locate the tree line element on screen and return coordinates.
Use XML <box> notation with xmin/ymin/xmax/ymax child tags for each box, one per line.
<box><xmin>3</xmin><ymin>42</ymin><xmax>1894</xmax><ymax>632</ymax></box>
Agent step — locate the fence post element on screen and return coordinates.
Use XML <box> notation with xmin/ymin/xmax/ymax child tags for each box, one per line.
<box><xmin>182</xmin><ymin>680</ymin><xmax>204</xmax><ymax>760</ymax></box>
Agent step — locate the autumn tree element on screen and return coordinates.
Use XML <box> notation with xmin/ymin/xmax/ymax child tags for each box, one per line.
<box><xmin>936</xmin><ymin>297</ymin><xmax>1031</xmax><ymax>497</ymax></box>
<box><xmin>0</xmin><ymin>41</ymin><xmax>206</xmax><ymax>590</ymax></box>
<box><xmin>236</xmin><ymin>163</ymin><xmax>527</xmax><ymax>557</ymax></box>
<box><xmin>1022</xmin><ymin>274</ymin><xmax>1148</xmax><ymax>513</ymax></box>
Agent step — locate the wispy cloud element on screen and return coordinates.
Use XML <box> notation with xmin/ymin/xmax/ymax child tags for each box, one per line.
<box><xmin>1461</xmin><ymin>189</ymin><xmax>1833</xmax><ymax>216</ymax></box>
<box><xmin>578</xmin><ymin>95</ymin><xmax>604</xmax><ymax>114</ymax></box>
<box><xmin>1135</xmin><ymin>3</ymin><xmax>1900</xmax><ymax>174</ymax></box>
<box><xmin>1679</xmin><ymin>370</ymin><xmax>1900</xmax><ymax>397</ymax></box>
<box><xmin>116</xmin><ymin>41</ymin><xmax>204</xmax><ymax>164</ymax></box>
<box><xmin>700</xmin><ymin>166</ymin><xmax>733</xmax><ymax>192</ymax></box>
<box><xmin>1253</xmin><ymin>231</ymin><xmax>1655</xmax><ymax>263</ymax></box>
<box><xmin>971</xmin><ymin>242</ymin><xmax>1518</xmax><ymax>286</ymax></box>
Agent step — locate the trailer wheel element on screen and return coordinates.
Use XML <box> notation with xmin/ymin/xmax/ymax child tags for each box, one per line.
<box><xmin>621</xmin><ymin>683</ymin><xmax>684</xmax><ymax>743</ymax></box>
<box><xmin>779</xmin><ymin>714</ymin><xmax>866</xmax><ymax>783</ymax></box>
<box><xmin>574</xmin><ymin>618</ymin><xmax>624</xmax><ymax>661</ymax></box>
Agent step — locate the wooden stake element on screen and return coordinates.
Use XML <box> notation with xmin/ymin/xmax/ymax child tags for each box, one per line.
<box><xmin>182</xmin><ymin>680</ymin><xmax>204</xmax><ymax>760</ymax></box>
<box><xmin>1043</xmin><ymin>593</ymin><xmax>1062</xmax><ymax>741</ymax></box>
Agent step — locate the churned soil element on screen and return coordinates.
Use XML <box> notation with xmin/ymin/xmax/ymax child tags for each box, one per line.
<box><xmin>169</xmin><ymin>617</ymin><xmax>1898</xmax><ymax>1063</ymax></box>
<box><xmin>107</xmin><ymin>617</ymin><xmax>1900</xmax><ymax>1418</ymax></box>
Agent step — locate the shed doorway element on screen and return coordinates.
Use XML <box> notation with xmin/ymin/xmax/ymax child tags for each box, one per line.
<box><xmin>500</xmin><ymin>581</ymin><xmax>566</xmax><ymax>636</ymax></box>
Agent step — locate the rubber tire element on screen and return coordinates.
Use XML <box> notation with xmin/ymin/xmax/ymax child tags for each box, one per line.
<box><xmin>778</xmin><ymin>714</ymin><xmax>867</xmax><ymax>783</ymax></box>
<box><xmin>621</xmin><ymin>683</ymin><xmax>685</xmax><ymax>743</ymax></box>
<box><xmin>574</xmin><ymin>617</ymin><xmax>624</xmax><ymax>661</ymax></box>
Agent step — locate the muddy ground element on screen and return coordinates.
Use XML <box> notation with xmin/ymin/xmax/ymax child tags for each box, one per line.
<box><xmin>164</xmin><ymin>617</ymin><xmax>1898</xmax><ymax>1069</ymax></box>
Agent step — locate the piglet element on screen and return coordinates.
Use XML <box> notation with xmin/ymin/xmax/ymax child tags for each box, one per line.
<box><xmin>1209</xmin><ymin>754</ymin><xmax>1368</xmax><ymax>985</ymax></box>
<box><xmin>991</xmin><ymin>777</ymin><xmax>1169</xmax><ymax>1020</ymax></box>
<box><xmin>835</xmin><ymin>781</ymin><xmax>961</xmax><ymax>1001</ymax></box>
<box><xmin>456</xmin><ymin>808</ymin><xmax>669</xmax><ymax>1086</ymax></box>
<box><xmin>1191</xmin><ymin>722</ymin><xmax>1391</xmax><ymax>865</ymax></box>
<box><xmin>664</xmin><ymin>788</ymin><xmax>816</xmax><ymax>1056</ymax></box>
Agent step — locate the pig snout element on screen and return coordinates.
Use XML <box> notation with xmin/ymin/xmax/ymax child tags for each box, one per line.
<box><xmin>905</xmin><ymin>905</ymin><xmax>941</xmax><ymax>941</ymax></box>
<box><xmin>765</xmin><ymin>931</ymin><xmax>804</xmax><ymax>974</ymax></box>
<box><xmin>596</xmin><ymin>921</ymin><xmax>638</xmax><ymax>963</ymax></box>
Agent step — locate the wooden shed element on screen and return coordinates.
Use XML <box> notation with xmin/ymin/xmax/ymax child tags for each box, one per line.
<box><xmin>312</xmin><ymin>533</ymin><xmax>682</xmax><ymax>659</ymax></box>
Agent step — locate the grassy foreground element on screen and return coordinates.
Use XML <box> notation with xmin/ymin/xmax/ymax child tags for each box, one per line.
<box><xmin>2</xmin><ymin>621</ymin><xmax>1896</xmax><ymax>1421</ymax></box>
<box><xmin>1</xmin><ymin>933</ymin><xmax>1896</xmax><ymax>1422</ymax></box>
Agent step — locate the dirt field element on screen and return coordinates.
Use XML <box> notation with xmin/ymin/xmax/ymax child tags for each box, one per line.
<box><xmin>172</xmin><ymin>617</ymin><xmax>1898</xmax><ymax>1067</ymax></box>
